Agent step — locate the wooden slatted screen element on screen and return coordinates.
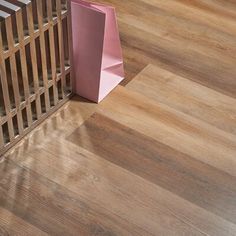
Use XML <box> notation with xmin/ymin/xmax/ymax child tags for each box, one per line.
<box><xmin>0</xmin><ymin>0</ymin><xmax>73</xmax><ymax>156</ymax></box>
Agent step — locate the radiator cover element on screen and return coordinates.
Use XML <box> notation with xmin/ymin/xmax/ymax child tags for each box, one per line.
<box><xmin>0</xmin><ymin>0</ymin><xmax>73</xmax><ymax>156</ymax></box>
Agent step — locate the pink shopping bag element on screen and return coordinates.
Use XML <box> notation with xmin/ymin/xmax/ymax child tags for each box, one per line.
<box><xmin>70</xmin><ymin>0</ymin><xmax>125</xmax><ymax>103</ymax></box>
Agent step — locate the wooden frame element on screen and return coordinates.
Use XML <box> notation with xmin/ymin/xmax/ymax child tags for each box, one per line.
<box><xmin>0</xmin><ymin>0</ymin><xmax>73</xmax><ymax>156</ymax></box>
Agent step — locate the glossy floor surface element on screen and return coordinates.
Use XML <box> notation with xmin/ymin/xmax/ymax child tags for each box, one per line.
<box><xmin>1</xmin><ymin>0</ymin><xmax>236</xmax><ymax>235</ymax></box>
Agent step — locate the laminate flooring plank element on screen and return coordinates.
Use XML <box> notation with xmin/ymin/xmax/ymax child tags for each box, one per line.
<box><xmin>68</xmin><ymin>112</ymin><xmax>236</xmax><ymax>224</ymax></box>
<box><xmin>97</xmin><ymin>86</ymin><xmax>236</xmax><ymax>177</ymax></box>
<box><xmin>0</xmin><ymin>206</ymin><xmax>48</xmax><ymax>236</ymax></box>
<box><xmin>0</xmin><ymin>160</ymin><xmax>90</xmax><ymax>235</ymax></box>
<box><xmin>6</xmin><ymin>138</ymin><xmax>236</xmax><ymax>236</ymax></box>
<box><xmin>8</xmin><ymin>149</ymin><xmax>204</xmax><ymax>235</ymax></box>
<box><xmin>102</xmin><ymin>0</ymin><xmax>236</xmax><ymax>61</ymax></box>
<box><xmin>120</xmin><ymin>45</ymin><xmax>148</xmax><ymax>86</ymax></box>
<box><xmin>175</xmin><ymin>0</ymin><xmax>236</xmax><ymax>21</ymax></box>
<box><xmin>1</xmin><ymin>1</ymin><xmax>236</xmax><ymax>234</ymax></box>
<box><xmin>118</xmin><ymin>20</ymin><xmax>236</xmax><ymax>98</ymax></box>
<box><xmin>0</xmin><ymin>159</ymin><xmax>142</xmax><ymax>236</ymax></box>
<box><xmin>3</xmin><ymin>90</ymin><xmax>236</xmax><ymax>235</ymax></box>
<box><xmin>127</xmin><ymin>64</ymin><xmax>236</xmax><ymax>136</ymax></box>
<box><xmin>97</xmin><ymin>0</ymin><xmax>236</xmax><ymax>98</ymax></box>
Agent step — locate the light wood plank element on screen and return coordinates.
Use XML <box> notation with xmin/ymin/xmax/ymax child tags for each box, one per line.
<box><xmin>68</xmin><ymin>112</ymin><xmax>236</xmax><ymax>223</ymax></box>
<box><xmin>97</xmin><ymin>0</ymin><xmax>236</xmax><ymax>98</ymax></box>
<box><xmin>98</xmin><ymin>86</ymin><xmax>236</xmax><ymax>177</ymax></box>
<box><xmin>6</xmin><ymin>137</ymin><xmax>236</xmax><ymax>236</ymax></box>
<box><xmin>127</xmin><ymin>64</ymin><xmax>236</xmax><ymax>135</ymax></box>
<box><xmin>1</xmin><ymin>159</ymin><xmax>150</xmax><ymax>236</ymax></box>
<box><xmin>1</xmin><ymin>1</ymin><xmax>236</xmax><ymax>235</ymax></box>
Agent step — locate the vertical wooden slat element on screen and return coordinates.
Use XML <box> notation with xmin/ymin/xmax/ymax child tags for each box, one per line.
<box><xmin>47</xmin><ymin>0</ymin><xmax>59</xmax><ymax>105</ymax></box>
<box><xmin>5</xmin><ymin>11</ymin><xmax>24</xmax><ymax>135</ymax></box>
<box><xmin>26</xmin><ymin>0</ymin><xmax>42</xmax><ymax>119</ymax></box>
<box><xmin>0</xmin><ymin>11</ymin><xmax>15</xmax><ymax>141</ymax></box>
<box><xmin>0</xmin><ymin>125</ymin><xmax>4</xmax><ymax>148</ymax></box>
<box><xmin>37</xmin><ymin>0</ymin><xmax>50</xmax><ymax>112</ymax></box>
<box><xmin>15</xmin><ymin>7</ymin><xmax>33</xmax><ymax>127</ymax></box>
<box><xmin>56</xmin><ymin>0</ymin><xmax>66</xmax><ymax>98</ymax></box>
<box><xmin>0</xmin><ymin>19</ymin><xmax>14</xmax><ymax>140</ymax></box>
<box><xmin>67</xmin><ymin>0</ymin><xmax>74</xmax><ymax>91</ymax></box>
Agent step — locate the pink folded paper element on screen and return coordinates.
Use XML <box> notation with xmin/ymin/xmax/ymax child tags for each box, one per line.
<box><xmin>70</xmin><ymin>0</ymin><xmax>125</xmax><ymax>103</ymax></box>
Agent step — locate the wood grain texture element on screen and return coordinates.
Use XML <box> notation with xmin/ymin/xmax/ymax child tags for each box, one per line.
<box><xmin>3</xmin><ymin>122</ymin><xmax>236</xmax><ymax>235</ymax></box>
<box><xmin>98</xmin><ymin>86</ymin><xmax>236</xmax><ymax>177</ymax></box>
<box><xmin>0</xmin><ymin>159</ymin><xmax>100</xmax><ymax>235</ymax></box>
<box><xmin>2</xmin><ymin>85</ymin><xmax>236</xmax><ymax>235</ymax></box>
<box><xmin>97</xmin><ymin>0</ymin><xmax>236</xmax><ymax>98</ymax></box>
<box><xmin>68</xmin><ymin>113</ymin><xmax>236</xmax><ymax>224</ymax></box>
<box><xmin>127</xmin><ymin>64</ymin><xmax>236</xmax><ymax>136</ymax></box>
<box><xmin>0</xmin><ymin>206</ymin><xmax>48</xmax><ymax>236</ymax></box>
<box><xmin>6</xmin><ymin>144</ymin><xmax>205</xmax><ymax>236</ymax></box>
<box><xmin>1</xmin><ymin>0</ymin><xmax>236</xmax><ymax>235</ymax></box>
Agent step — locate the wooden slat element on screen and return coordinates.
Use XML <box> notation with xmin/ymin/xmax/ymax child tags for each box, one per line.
<box><xmin>15</xmin><ymin>8</ymin><xmax>33</xmax><ymax>127</ymax></box>
<box><xmin>2</xmin><ymin>11</ymin><xmax>68</xmax><ymax>61</ymax></box>
<box><xmin>0</xmin><ymin>9</ymin><xmax>10</xmax><ymax>18</ymax></box>
<box><xmin>0</xmin><ymin>0</ymin><xmax>20</xmax><ymax>12</ymax></box>
<box><xmin>0</xmin><ymin>83</ymin><xmax>54</xmax><ymax>126</ymax></box>
<box><xmin>0</xmin><ymin>0</ymin><xmax>73</xmax><ymax>155</ymax></box>
<box><xmin>66</xmin><ymin>0</ymin><xmax>74</xmax><ymax>91</ymax></box>
<box><xmin>0</xmin><ymin>12</ymin><xmax>15</xmax><ymax>141</ymax></box>
<box><xmin>36</xmin><ymin>0</ymin><xmax>51</xmax><ymax>112</ymax></box>
<box><xmin>25</xmin><ymin>0</ymin><xmax>42</xmax><ymax>119</ymax></box>
<box><xmin>5</xmin><ymin>12</ymin><xmax>24</xmax><ymax>135</ymax></box>
<box><xmin>56</xmin><ymin>0</ymin><xmax>66</xmax><ymax>98</ymax></box>
<box><xmin>47</xmin><ymin>0</ymin><xmax>59</xmax><ymax>105</ymax></box>
<box><xmin>0</xmin><ymin>125</ymin><xmax>4</xmax><ymax>148</ymax></box>
<box><xmin>17</xmin><ymin>0</ymin><xmax>31</xmax><ymax>4</ymax></box>
<box><xmin>0</xmin><ymin>95</ymin><xmax>72</xmax><ymax>156</ymax></box>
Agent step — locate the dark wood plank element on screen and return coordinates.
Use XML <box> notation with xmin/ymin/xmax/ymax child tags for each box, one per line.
<box><xmin>68</xmin><ymin>112</ymin><xmax>236</xmax><ymax>224</ymax></box>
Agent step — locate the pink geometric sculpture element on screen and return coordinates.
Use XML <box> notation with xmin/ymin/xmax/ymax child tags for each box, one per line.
<box><xmin>70</xmin><ymin>0</ymin><xmax>125</xmax><ymax>103</ymax></box>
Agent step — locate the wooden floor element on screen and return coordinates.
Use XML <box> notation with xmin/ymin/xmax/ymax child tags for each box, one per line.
<box><xmin>1</xmin><ymin>0</ymin><xmax>236</xmax><ymax>235</ymax></box>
